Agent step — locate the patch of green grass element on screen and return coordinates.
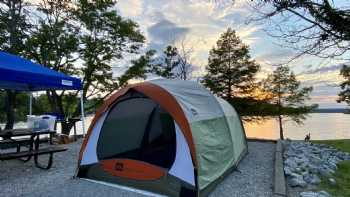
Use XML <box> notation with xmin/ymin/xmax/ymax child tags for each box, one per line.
<box><xmin>312</xmin><ymin>139</ymin><xmax>350</xmax><ymax>153</ymax></box>
<box><xmin>312</xmin><ymin>140</ymin><xmax>350</xmax><ymax>196</ymax></box>
<box><xmin>318</xmin><ymin>161</ymin><xmax>350</xmax><ymax>197</ymax></box>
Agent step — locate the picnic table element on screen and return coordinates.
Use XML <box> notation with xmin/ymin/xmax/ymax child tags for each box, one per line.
<box><xmin>0</xmin><ymin>129</ymin><xmax>67</xmax><ymax>169</ymax></box>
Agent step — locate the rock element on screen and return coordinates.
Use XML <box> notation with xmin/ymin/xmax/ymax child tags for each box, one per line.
<box><xmin>284</xmin><ymin>141</ymin><xmax>349</xmax><ymax>189</ymax></box>
<box><xmin>290</xmin><ymin>175</ymin><xmax>307</xmax><ymax>187</ymax></box>
<box><xmin>328</xmin><ymin>178</ymin><xmax>336</xmax><ymax>185</ymax></box>
<box><xmin>318</xmin><ymin>191</ymin><xmax>331</xmax><ymax>197</ymax></box>
<box><xmin>295</xmin><ymin>167</ymin><xmax>302</xmax><ymax>173</ymax></box>
<box><xmin>319</xmin><ymin>166</ymin><xmax>334</xmax><ymax>177</ymax></box>
<box><xmin>300</xmin><ymin>191</ymin><xmax>331</xmax><ymax>197</ymax></box>
<box><xmin>304</xmin><ymin>174</ymin><xmax>321</xmax><ymax>185</ymax></box>
<box><xmin>327</xmin><ymin>161</ymin><xmax>337</xmax><ymax>171</ymax></box>
<box><xmin>285</xmin><ymin>158</ymin><xmax>298</xmax><ymax>169</ymax></box>
<box><xmin>300</xmin><ymin>191</ymin><xmax>318</xmax><ymax>197</ymax></box>
<box><xmin>309</xmin><ymin>155</ymin><xmax>323</xmax><ymax>166</ymax></box>
<box><xmin>308</xmin><ymin>164</ymin><xmax>319</xmax><ymax>174</ymax></box>
<box><xmin>284</xmin><ymin>166</ymin><xmax>293</xmax><ymax>176</ymax></box>
<box><xmin>290</xmin><ymin>172</ymin><xmax>301</xmax><ymax>178</ymax></box>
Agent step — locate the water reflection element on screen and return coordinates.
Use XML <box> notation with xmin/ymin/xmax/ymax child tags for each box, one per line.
<box><xmin>243</xmin><ymin>113</ymin><xmax>350</xmax><ymax>140</ymax></box>
<box><xmin>3</xmin><ymin>113</ymin><xmax>349</xmax><ymax>140</ymax></box>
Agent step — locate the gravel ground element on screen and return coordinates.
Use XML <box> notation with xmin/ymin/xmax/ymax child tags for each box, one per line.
<box><xmin>0</xmin><ymin>140</ymin><xmax>275</xmax><ymax>197</ymax></box>
<box><xmin>210</xmin><ymin>141</ymin><xmax>275</xmax><ymax>197</ymax></box>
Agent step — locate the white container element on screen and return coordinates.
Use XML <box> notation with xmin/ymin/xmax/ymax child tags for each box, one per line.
<box><xmin>40</xmin><ymin>115</ymin><xmax>56</xmax><ymax>131</ymax></box>
<box><xmin>27</xmin><ymin>115</ymin><xmax>40</xmax><ymax>130</ymax></box>
<box><xmin>27</xmin><ymin>115</ymin><xmax>56</xmax><ymax>131</ymax></box>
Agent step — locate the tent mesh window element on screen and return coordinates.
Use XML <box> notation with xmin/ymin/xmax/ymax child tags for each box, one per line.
<box><xmin>96</xmin><ymin>91</ymin><xmax>176</xmax><ymax>169</ymax></box>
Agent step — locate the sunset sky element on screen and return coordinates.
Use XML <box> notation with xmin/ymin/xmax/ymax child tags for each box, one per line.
<box><xmin>115</xmin><ymin>0</ymin><xmax>348</xmax><ymax>108</ymax></box>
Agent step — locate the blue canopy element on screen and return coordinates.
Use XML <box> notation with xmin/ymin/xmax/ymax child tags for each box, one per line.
<box><xmin>0</xmin><ymin>51</ymin><xmax>82</xmax><ymax>91</ymax></box>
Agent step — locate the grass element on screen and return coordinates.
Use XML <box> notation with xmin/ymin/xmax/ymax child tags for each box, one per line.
<box><xmin>312</xmin><ymin>139</ymin><xmax>350</xmax><ymax>197</ymax></box>
<box><xmin>312</xmin><ymin>139</ymin><xmax>350</xmax><ymax>153</ymax></box>
<box><xmin>318</xmin><ymin>161</ymin><xmax>350</xmax><ymax>197</ymax></box>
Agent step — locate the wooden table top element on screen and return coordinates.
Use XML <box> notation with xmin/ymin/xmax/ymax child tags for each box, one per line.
<box><xmin>0</xmin><ymin>129</ymin><xmax>55</xmax><ymax>137</ymax></box>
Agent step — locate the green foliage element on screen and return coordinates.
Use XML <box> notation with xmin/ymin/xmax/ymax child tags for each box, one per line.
<box><xmin>338</xmin><ymin>65</ymin><xmax>350</xmax><ymax>106</ymax></box>
<box><xmin>118</xmin><ymin>50</ymin><xmax>157</xmax><ymax>87</ymax></box>
<box><xmin>122</xmin><ymin>44</ymin><xmax>193</xmax><ymax>82</ymax></box>
<box><xmin>202</xmin><ymin>28</ymin><xmax>260</xmax><ymax>99</ymax></box>
<box><xmin>0</xmin><ymin>0</ymin><xmax>30</xmax><ymax>54</ymax></box>
<box><xmin>255</xmin><ymin>0</ymin><xmax>350</xmax><ymax>58</ymax></box>
<box><xmin>0</xmin><ymin>0</ymin><xmax>32</xmax><ymax>129</ymax></box>
<box><xmin>262</xmin><ymin>65</ymin><xmax>316</xmax><ymax>138</ymax></box>
<box><xmin>0</xmin><ymin>0</ymin><xmax>147</xmax><ymax>132</ymax></box>
<box><xmin>0</xmin><ymin>91</ymin><xmax>29</xmax><ymax>123</ymax></box>
<box><xmin>263</xmin><ymin>65</ymin><xmax>315</xmax><ymax>110</ymax></box>
<box><xmin>75</xmin><ymin>0</ymin><xmax>145</xmax><ymax>103</ymax></box>
<box><xmin>24</xmin><ymin>0</ymin><xmax>80</xmax><ymax>120</ymax></box>
<box><xmin>149</xmin><ymin>45</ymin><xmax>181</xmax><ymax>79</ymax></box>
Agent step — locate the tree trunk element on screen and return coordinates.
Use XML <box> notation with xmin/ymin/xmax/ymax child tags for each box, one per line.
<box><xmin>278</xmin><ymin>114</ymin><xmax>284</xmax><ymax>140</ymax></box>
<box><xmin>5</xmin><ymin>90</ymin><xmax>16</xmax><ymax>130</ymax></box>
<box><xmin>46</xmin><ymin>91</ymin><xmax>74</xmax><ymax>135</ymax></box>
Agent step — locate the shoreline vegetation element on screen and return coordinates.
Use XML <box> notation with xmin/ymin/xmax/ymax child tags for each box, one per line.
<box><xmin>315</xmin><ymin>140</ymin><xmax>350</xmax><ymax>196</ymax></box>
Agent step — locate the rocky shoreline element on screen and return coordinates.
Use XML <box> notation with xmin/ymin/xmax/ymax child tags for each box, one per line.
<box><xmin>282</xmin><ymin>141</ymin><xmax>350</xmax><ymax>197</ymax></box>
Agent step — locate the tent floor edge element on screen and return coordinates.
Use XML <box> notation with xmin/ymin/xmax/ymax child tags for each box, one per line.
<box><xmin>77</xmin><ymin>163</ymin><xmax>197</xmax><ymax>197</ymax></box>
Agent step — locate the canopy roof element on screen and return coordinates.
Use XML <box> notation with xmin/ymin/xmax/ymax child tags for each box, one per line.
<box><xmin>0</xmin><ymin>52</ymin><xmax>82</xmax><ymax>91</ymax></box>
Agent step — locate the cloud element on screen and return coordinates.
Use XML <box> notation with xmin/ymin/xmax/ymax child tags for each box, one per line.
<box><xmin>299</xmin><ymin>64</ymin><xmax>345</xmax><ymax>75</ymax></box>
<box><xmin>116</xmin><ymin>0</ymin><xmax>143</xmax><ymax>17</ymax></box>
<box><xmin>147</xmin><ymin>19</ymin><xmax>189</xmax><ymax>50</ymax></box>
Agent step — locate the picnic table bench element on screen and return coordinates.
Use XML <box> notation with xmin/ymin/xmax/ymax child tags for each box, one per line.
<box><xmin>0</xmin><ymin>129</ymin><xmax>67</xmax><ymax>169</ymax></box>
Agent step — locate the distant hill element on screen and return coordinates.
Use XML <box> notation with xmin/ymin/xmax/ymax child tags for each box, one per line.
<box><xmin>312</xmin><ymin>108</ymin><xmax>349</xmax><ymax>113</ymax></box>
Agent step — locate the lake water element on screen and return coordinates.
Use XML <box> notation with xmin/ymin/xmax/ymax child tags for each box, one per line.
<box><xmin>2</xmin><ymin>113</ymin><xmax>349</xmax><ymax>140</ymax></box>
<box><xmin>244</xmin><ymin>113</ymin><xmax>350</xmax><ymax>140</ymax></box>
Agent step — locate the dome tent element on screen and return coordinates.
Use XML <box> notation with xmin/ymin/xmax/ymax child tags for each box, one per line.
<box><xmin>77</xmin><ymin>79</ymin><xmax>247</xmax><ymax>197</ymax></box>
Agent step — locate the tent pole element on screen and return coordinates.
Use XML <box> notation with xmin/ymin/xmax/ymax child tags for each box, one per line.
<box><xmin>29</xmin><ymin>92</ymin><xmax>33</xmax><ymax>115</ymax></box>
<box><xmin>80</xmin><ymin>90</ymin><xmax>86</xmax><ymax>137</ymax></box>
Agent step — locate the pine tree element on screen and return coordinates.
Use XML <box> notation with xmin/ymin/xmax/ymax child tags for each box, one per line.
<box><xmin>203</xmin><ymin>28</ymin><xmax>260</xmax><ymax>99</ymax></box>
<box><xmin>148</xmin><ymin>45</ymin><xmax>181</xmax><ymax>79</ymax></box>
<box><xmin>338</xmin><ymin>65</ymin><xmax>350</xmax><ymax>106</ymax></box>
<box><xmin>263</xmin><ymin>65</ymin><xmax>316</xmax><ymax>140</ymax></box>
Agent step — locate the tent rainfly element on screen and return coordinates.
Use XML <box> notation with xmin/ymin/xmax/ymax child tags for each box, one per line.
<box><xmin>77</xmin><ymin>79</ymin><xmax>247</xmax><ymax>197</ymax></box>
<box><xmin>0</xmin><ymin>51</ymin><xmax>85</xmax><ymax>135</ymax></box>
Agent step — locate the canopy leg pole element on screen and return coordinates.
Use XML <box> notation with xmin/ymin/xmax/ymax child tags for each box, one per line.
<box><xmin>80</xmin><ymin>90</ymin><xmax>86</xmax><ymax>137</ymax></box>
<box><xmin>29</xmin><ymin>92</ymin><xmax>33</xmax><ymax>115</ymax></box>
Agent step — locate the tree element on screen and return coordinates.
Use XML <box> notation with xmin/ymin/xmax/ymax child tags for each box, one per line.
<box><xmin>262</xmin><ymin>65</ymin><xmax>316</xmax><ymax>140</ymax></box>
<box><xmin>250</xmin><ymin>0</ymin><xmax>350</xmax><ymax>59</ymax></box>
<box><xmin>118</xmin><ymin>50</ymin><xmax>157</xmax><ymax>87</ymax></box>
<box><xmin>202</xmin><ymin>28</ymin><xmax>260</xmax><ymax>99</ymax></box>
<box><xmin>337</xmin><ymin>65</ymin><xmax>350</xmax><ymax>106</ymax></box>
<box><xmin>74</xmin><ymin>0</ymin><xmax>145</xmax><ymax>115</ymax></box>
<box><xmin>177</xmin><ymin>38</ymin><xmax>195</xmax><ymax>80</ymax></box>
<box><xmin>25</xmin><ymin>0</ymin><xmax>145</xmax><ymax>135</ymax></box>
<box><xmin>149</xmin><ymin>45</ymin><xmax>181</xmax><ymax>79</ymax></box>
<box><xmin>25</xmin><ymin>0</ymin><xmax>80</xmax><ymax>134</ymax></box>
<box><xmin>145</xmin><ymin>44</ymin><xmax>193</xmax><ymax>80</ymax></box>
<box><xmin>0</xmin><ymin>0</ymin><xmax>31</xmax><ymax>129</ymax></box>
